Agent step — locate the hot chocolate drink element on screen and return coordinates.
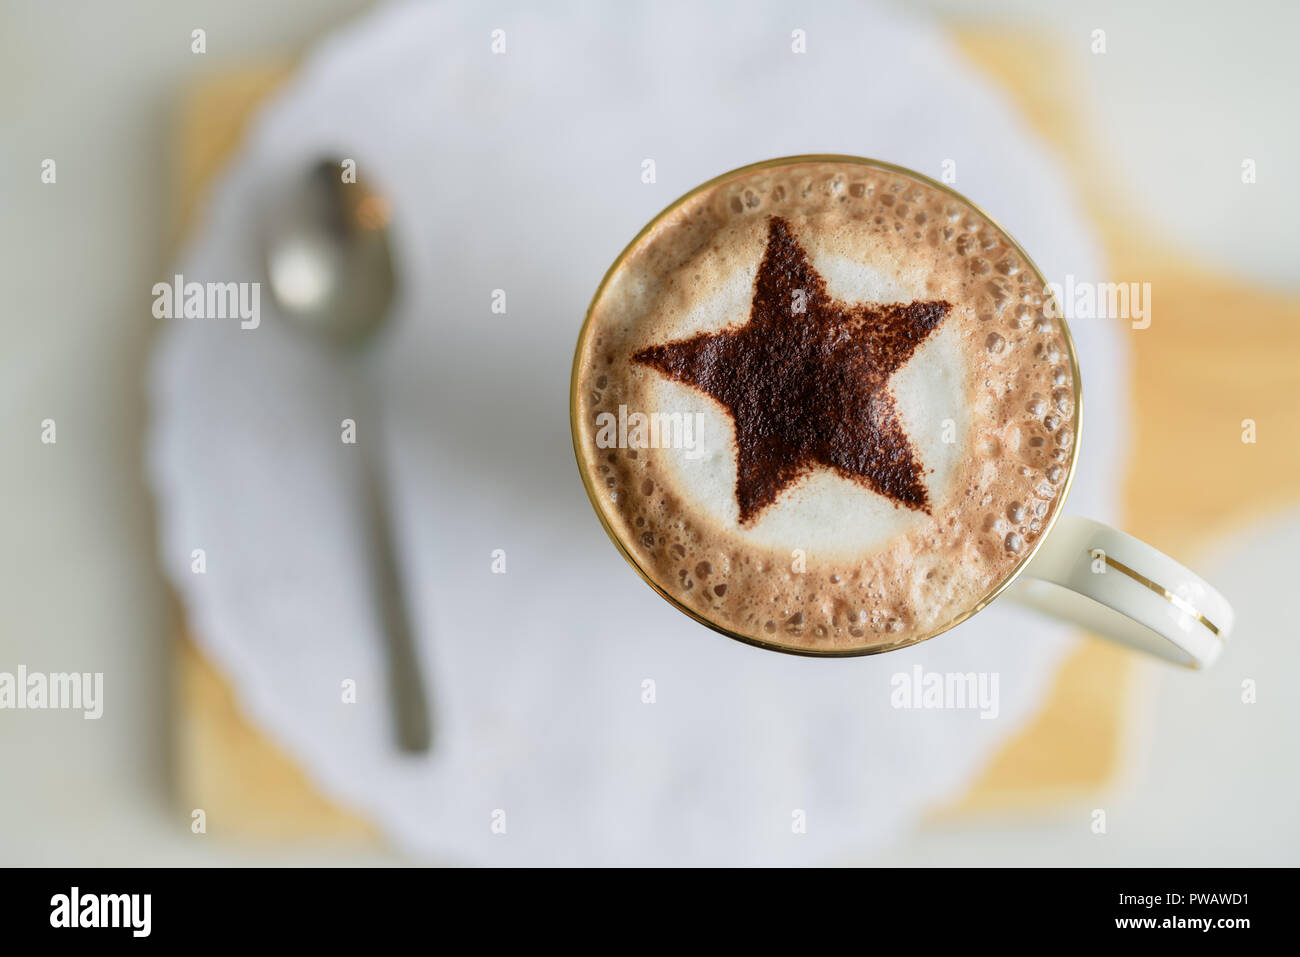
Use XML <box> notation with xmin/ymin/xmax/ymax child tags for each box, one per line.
<box><xmin>572</xmin><ymin>157</ymin><xmax>1079</xmax><ymax>654</ymax></box>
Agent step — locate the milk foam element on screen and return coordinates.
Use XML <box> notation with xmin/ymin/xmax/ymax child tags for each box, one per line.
<box><xmin>575</xmin><ymin>160</ymin><xmax>1078</xmax><ymax>653</ymax></box>
<box><xmin>647</xmin><ymin>258</ymin><xmax>968</xmax><ymax>555</ymax></box>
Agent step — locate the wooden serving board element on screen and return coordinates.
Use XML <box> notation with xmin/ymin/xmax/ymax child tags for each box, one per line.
<box><xmin>171</xmin><ymin>32</ymin><xmax>1300</xmax><ymax>839</ymax></box>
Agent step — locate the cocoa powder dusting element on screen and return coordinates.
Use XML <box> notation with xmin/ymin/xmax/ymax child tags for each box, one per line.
<box><xmin>633</xmin><ymin>216</ymin><xmax>950</xmax><ymax>525</ymax></box>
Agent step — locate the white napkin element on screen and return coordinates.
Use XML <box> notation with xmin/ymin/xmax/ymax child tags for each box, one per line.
<box><xmin>148</xmin><ymin>0</ymin><xmax>1125</xmax><ymax>865</ymax></box>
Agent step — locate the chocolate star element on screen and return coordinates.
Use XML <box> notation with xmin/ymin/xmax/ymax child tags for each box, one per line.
<box><xmin>633</xmin><ymin>216</ymin><xmax>951</xmax><ymax>525</ymax></box>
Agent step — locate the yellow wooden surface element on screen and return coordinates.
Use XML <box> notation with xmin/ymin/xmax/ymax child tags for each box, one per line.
<box><xmin>171</xmin><ymin>31</ymin><xmax>1300</xmax><ymax>838</ymax></box>
<box><xmin>174</xmin><ymin>63</ymin><xmax>372</xmax><ymax>837</ymax></box>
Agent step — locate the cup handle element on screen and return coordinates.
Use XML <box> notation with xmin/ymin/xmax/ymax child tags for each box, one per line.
<box><xmin>1006</xmin><ymin>515</ymin><xmax>1234</xmax><ymax>669</ymax></box>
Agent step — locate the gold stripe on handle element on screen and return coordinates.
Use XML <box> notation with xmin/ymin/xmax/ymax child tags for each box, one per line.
<box><xmin>1099</xmin><ymin>553</ymin><xmax>1222</xmax><ymax>637</ymax></box>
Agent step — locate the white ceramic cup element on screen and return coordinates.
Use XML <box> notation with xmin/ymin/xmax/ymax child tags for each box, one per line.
<box><xmin>572</xmin><ymin>156</ymin><xmax>1234</xmax><ymax>669</ymax></box>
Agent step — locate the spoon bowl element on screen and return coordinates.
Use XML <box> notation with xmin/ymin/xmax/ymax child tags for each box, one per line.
<box><xmin>265</xmin><ymin>158</ymin><xmax>397</xmax><ymax>349</ymax></box>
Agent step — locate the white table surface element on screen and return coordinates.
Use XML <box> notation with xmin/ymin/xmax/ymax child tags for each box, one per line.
<box><xmin>1</xmin><ymin>0</ymin><xmax>1296</xmax><ymax>866</ymax></box>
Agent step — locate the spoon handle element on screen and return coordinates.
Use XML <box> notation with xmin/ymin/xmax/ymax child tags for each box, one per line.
<box><xmin>361</xmin><ymin>401</ymin><xmax>433</xmax><ymax>754</ymax></box>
